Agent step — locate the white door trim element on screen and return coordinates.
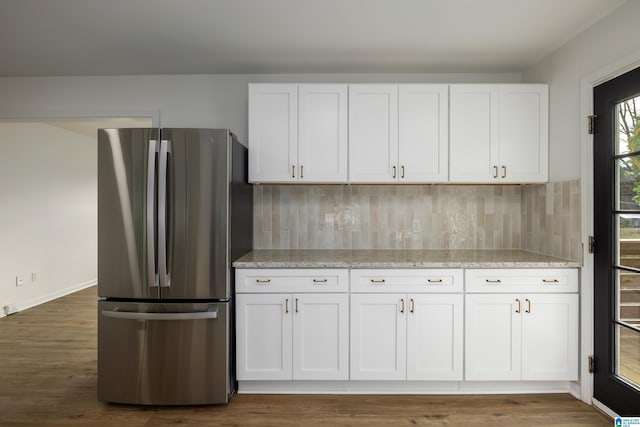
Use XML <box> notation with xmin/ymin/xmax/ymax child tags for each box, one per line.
<box><xmin>580</xmin><ymin>48</ymin><xmax>640</xmax><ymax>405</ymax></box>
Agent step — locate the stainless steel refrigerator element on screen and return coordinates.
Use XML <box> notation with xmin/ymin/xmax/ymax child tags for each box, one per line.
<box><xmin>97</xmin><ymin>128</ymin><xmax>252</xmax><ymax>405</ymax></box>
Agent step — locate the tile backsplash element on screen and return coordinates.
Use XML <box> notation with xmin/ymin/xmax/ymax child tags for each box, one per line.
<box><xmin>253</xmin><ymin>180</ymin><xmax>582</xmax><ymax>262</ymax></box>
<box><xmin>521</xmin><ymin>180</ymin><xmax>582</xmax><ymax>262</ymax></box>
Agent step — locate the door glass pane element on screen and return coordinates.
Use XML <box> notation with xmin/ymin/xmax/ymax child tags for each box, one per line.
<box><xmin>616</xmin><ymin>95</ymin><xmax>640</xmax><ymax>155</ymax></box>
<box><xmin>618</xmin><ymin>215</ymin><xmax>640</xmax><ymax>267</ymax></box>
<box><xmin>617</xmin><ymin>270</ymin><xmax>640</xmax><ymax>324</ymax></box>
<box><xmin>617</xmin><ymin>157</ymin><xmax>640</xmax><ymax>210</ymax></box>
<box><xmin>616</xmin><ymin>325</ymin><xmax>640</xmax><ymax>388</ymax></box>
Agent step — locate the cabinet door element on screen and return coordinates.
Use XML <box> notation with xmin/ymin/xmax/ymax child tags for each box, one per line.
<box><xmin>407</xmin><ymin>294</ymin><xmax>463</xmax><ymax>380</ymax></box>
<box><xmin>236</xmin><ymin>294</ymin><xmax>292</xmax><ymax>380</ymax></box>
<box><xmin>292</xmin><ymin>294</ymin><xmax>349</xmax><ymax>380</ymax></box>
<box><xmin>465</xmin><ymin>293</ymin><xmax>522</xmax><ymax>380</ymax></box>
<box><xmin>350</xmin><ymin>293</ymin><xmax>406</xmax><ymax>380</ymax></box>
<box><xmin>349</xmin><ymin>85</ymin><xmax>399</xmax><ymax>183</ymax></box>
<box><xmin>298</xmin><ymin>84</ymin><xmax>348</xmax><ymax>183</ymax></box>
<box><xmin>498</xmin><ymin>84</ymin><xmax>548</xmax><ymax>183</ymax></box>
<box><xmin>521</xmin><ymin>293</ymin><xmax>579</xmax><ymax>381</ymax></box>
<box><xmin>398</xmin><ymin>84</ymin><xmax>449</xmax><ymax>183</ymax></box>
<box><xmin>449</xmin><ymin>85</ymin><xmax>499</xmax><ymax>183</ymax></box>
<box><xmin>248</xmin><ymin>84</ymin><xmax>298</xmax><ymax>183</ymax></box>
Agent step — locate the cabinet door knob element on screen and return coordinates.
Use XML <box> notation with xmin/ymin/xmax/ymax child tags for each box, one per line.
<box><xmin>525</xmin><ymin>298</ymin><xmax>531</xmax><ymax>313</ymax></box>
<box><xmin>515</xmin><ymin>298</ymin><xmax>521</xmax><ymax>314</ymax></box>
<box><xmin>285</xmin><ymin>298</ymin><xmax>289</xmax><ymax>314</ymax></box>
<box><xmin>300</xmin><ymin>165</ymin><xmax>304</xmax><ymax>179</ymax></box>
<box><xmin>502</xmin><ymin>165</ymin><xmax>507</xmax><ymax>178</ymax></box>
<box><xmin>401</xmin><ymin>165</ymin><xmax>405</xmax><ymax>179</ymax></box>
<box><xmin>392</xmin><ymin>165</ymin><xmax>397</xmax><ymax>179</ymax></box>
<box><xmin>295</xmin><ymin>298</ymin><xmax>299</xmax><ymax>313</ymax></box>
<box><xmin>493</xmin><ymin>165</ymin><xmax>498</xmax><ymax>178</ymax></box>
<box><xmin>292</xmin><ymin>165</ymin><xmax>295</xmax><ymax>178</ymax></box>
<box><xmin>400</xmin><ymin>298</ymin><xmax>405</xmax><ymax>314</ymax></box>
<box><xmin>410</xmin><ymin>298</ymin><xmax>415</xmax><ymax>313</ymax></box>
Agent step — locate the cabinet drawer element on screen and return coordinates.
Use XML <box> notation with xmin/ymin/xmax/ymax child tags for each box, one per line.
<box><xmin>465</xmin><ymin>269</ymin><xmax>578</xmax><ymax>293</ymax></box>
<box><xmin>236</xmin><ymin>269</ymin><xmax>348</xmax><ymax>293</ymax></box>
<box><xmin>350</xmin><ymin>269</ymin><xmax>463</xmax><ymax>293</ymax></box>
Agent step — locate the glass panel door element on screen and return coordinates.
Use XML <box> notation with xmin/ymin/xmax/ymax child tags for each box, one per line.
<box><xmin>593</xmin><ymin>66</ymin><xmax>640</xmax><ymax>415</ymax></box>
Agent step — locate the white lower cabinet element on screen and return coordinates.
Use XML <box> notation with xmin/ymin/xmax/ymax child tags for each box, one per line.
<box><xmin>350</xmin><ymin>292</ymin><xmax>463</xmax><ymax>381</ymax></box>
<box><xmin>236</xmin><ymin>267</ymin><xmax>579</xmax><ymax>391</ymax></box>
<box><xmin>350</xmin><ymin>294</ymin><xmax>406</xmax><ymax>380</ymax></box>
<box><xmin>236</xmin><ymin>293</ymin><xmax>292</xmax><ymax>380</ymax></box>
<box><xmin>235</xmin><ymin>269</ymin><xmax>349</xmax><ymax>381</ymax></box>
<box><xmin>465</xmin><ymin>272</ymin><xmax>579</xmax><ymax>381</ymax></box>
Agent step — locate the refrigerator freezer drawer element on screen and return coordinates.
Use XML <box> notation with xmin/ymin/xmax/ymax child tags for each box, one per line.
<box><xmin>98</xmin><ymin>301</ymin><xmax>231</xmax><ymax>405</ymax></box>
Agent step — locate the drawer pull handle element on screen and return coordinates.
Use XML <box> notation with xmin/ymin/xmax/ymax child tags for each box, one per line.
<box><xmin>410</xmin><ymin>298</ymin><xmax>415</xmax><ymax>313</ymax></box>
<box><xmin>427</xmin><ymin>279</ymin><xmax>443</xmax><ymax>283</ymax></box>
<box><xmin>542</xmin><ymin>279</ymin><xmax>559</xmax><ymax>283</ymax></box>
<box><xmin>525</xmin><ymin>298</ymin><xmax>531</xmax><ymax>313</ymax></box>
<box><xmin>256</xmin><ymin>279</ymin><xmax>271</xmax><ymax>283</ymax></box>
<box><xmin>515</xmin><ymin>298</ymin><xmax>521</xmax><ymax>313</ymax></box>
<box><xmin>400</xmin><ymin>298</ymin><xmax>405</xmax><ymax>314</ymax></box>
<box><xmin>485</xmin><ymin>279</ymin><xmax>502</xmax><ymax>283</ymax></box>
<box><xmin>313</xmin><ymin>278</ymin><xmax>328</xmax><ymax>283</ymax></box>
<box><xmin>295</xmin><ymin>298</ymin><xmax>299</xmax><ymax>313</ymax></box>
<box><xmin>371</xmin><ymin>279</ymin><xmax>386</xmax><ymax>284</ymax></box>
<box><xmin>285</xmin><ymin>298</ymin><xmax>289</xmax><ymax>314</ymax></box>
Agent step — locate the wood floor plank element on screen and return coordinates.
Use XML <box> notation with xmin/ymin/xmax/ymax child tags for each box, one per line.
<box><xmin>0</xmin><ymin>287</ymin><xmax>611</xmax><ymax>426</ymax></box>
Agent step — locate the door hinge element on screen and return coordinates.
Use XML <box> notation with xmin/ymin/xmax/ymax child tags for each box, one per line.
<box><xmin>588</xmin><ymin>235</ymin><xmax>595</xmax><ymax>254</ymax></box>
<box><xmin>588</xmin><ymin>355</ymin><xmax>596</xmax><ymax>373</ymax></box>
<box><xmin>588</xmin><ymin>115</ymin><xmax>597</xmax><ymax>135</ymax></box>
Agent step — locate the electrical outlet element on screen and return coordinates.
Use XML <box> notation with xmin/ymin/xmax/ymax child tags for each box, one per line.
<box><xmin>15</xmin><ymin>276</ymin><xmax>24</xmax><ymax>286</ymax></box>
<box><xmin>31</xmin><ymin>272</ymin><xmax>37</xmax><ymax>282</ymax></box>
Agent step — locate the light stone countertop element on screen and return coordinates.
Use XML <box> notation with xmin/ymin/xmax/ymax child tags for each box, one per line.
<box><xmin>233</xmin><ymin>249</ymin><xmax>581</xmax><ymax>269</ymax></box>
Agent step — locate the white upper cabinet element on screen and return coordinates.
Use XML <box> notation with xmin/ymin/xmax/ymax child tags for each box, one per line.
<box><xmin>248</xmin><ymin>84</ymin><xmax>298</xmax><ymax>183</ymax></box>
<box><xmin>298</xmin><ymin>84</ymin><xmax>348</xmax><ymax>183</ymax></box>
<box><xmin>349</xmin><ymin>84</ymin><xmax>449</xmax><ymax>183</ymax></box>
<box><xmin>449</xmin><ymin>84</ymin><xmax>548</xmax><ymax>183</ymax></box>
<box><xmin>398</xmin><ymin>84</ymin><xmax>449</xmax><ymax>183</ymax></box>
<box><xmin>449</xmin><ymin>85</ymin><xmax>499</xmax><ymax>182</ymax></box>
<box><xmin>248</xmin><ymin>83</ymin><xmax>347</xmax><ymax>183</ymax></box>
<box><xmin>498</xmin><ymin>85</ymin><xmax>549</xmax><ymax>183</ymax></box>
<box><xmin>349</xmin><ymin>84</ymin><xmax>399</xmax><ymax>183</ymax></box>
<box><xmin>250</xmin><ymin>82</ymin><xmax>547</xmax><ymax>184</ymax></box>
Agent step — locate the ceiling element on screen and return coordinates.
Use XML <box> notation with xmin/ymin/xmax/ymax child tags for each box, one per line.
<box><xmin>0</xmin><ymin>0</ymin><xmax>627</xmax><ymax>77</ymax></box>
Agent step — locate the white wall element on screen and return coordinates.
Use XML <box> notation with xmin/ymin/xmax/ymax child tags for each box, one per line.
<box><xmin>0</xmin><ymin>123</ymin><xmax>97</xmax><ymax>315</ymax></box>
<box><xmin>0</xmin><ymin>73</ymin><xmax>520</xmax><ymax>144</ymax></box>
<box><xmin>522</xmin><ymin>0</ymin><xmax>640</xmax><ymax>181</ymax></box>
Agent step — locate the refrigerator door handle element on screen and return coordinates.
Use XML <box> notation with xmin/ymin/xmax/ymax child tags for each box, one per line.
<box><xmin>101</xmin><ymin>306</ymin><xmax>218</xmax><ymax>321</ymax></box>
<box><xmin>158</xmin><ymin>139</ymin><xmax>170</xmax><ymax>288</ymax></box>
<box><xmin>146</xmin><ymin>140</ymin><xmax>159</xmax><ymax>288</ymax></box>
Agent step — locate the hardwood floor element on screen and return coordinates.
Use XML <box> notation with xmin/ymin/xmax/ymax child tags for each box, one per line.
<box><xmin>0</xmin><ymin>286</ymin><xmax>611</xmax><ymax>426</ymax></box>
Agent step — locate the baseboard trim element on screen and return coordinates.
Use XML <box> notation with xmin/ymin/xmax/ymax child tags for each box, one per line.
<box><xmin>1</xmin><ymin>279</ymin><xmax>96</xmax><ymax>318</ymax></box>
<box><xmin>238</xmin><ymin>380</ymin><xmax>576</xmax><ymax>395</ymax></box>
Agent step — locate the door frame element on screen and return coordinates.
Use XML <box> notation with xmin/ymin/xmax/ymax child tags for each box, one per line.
<box><xmin>580</xmin><ymin>49</ymin><xmax>640</xmax><ymax>415</ymax></box>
